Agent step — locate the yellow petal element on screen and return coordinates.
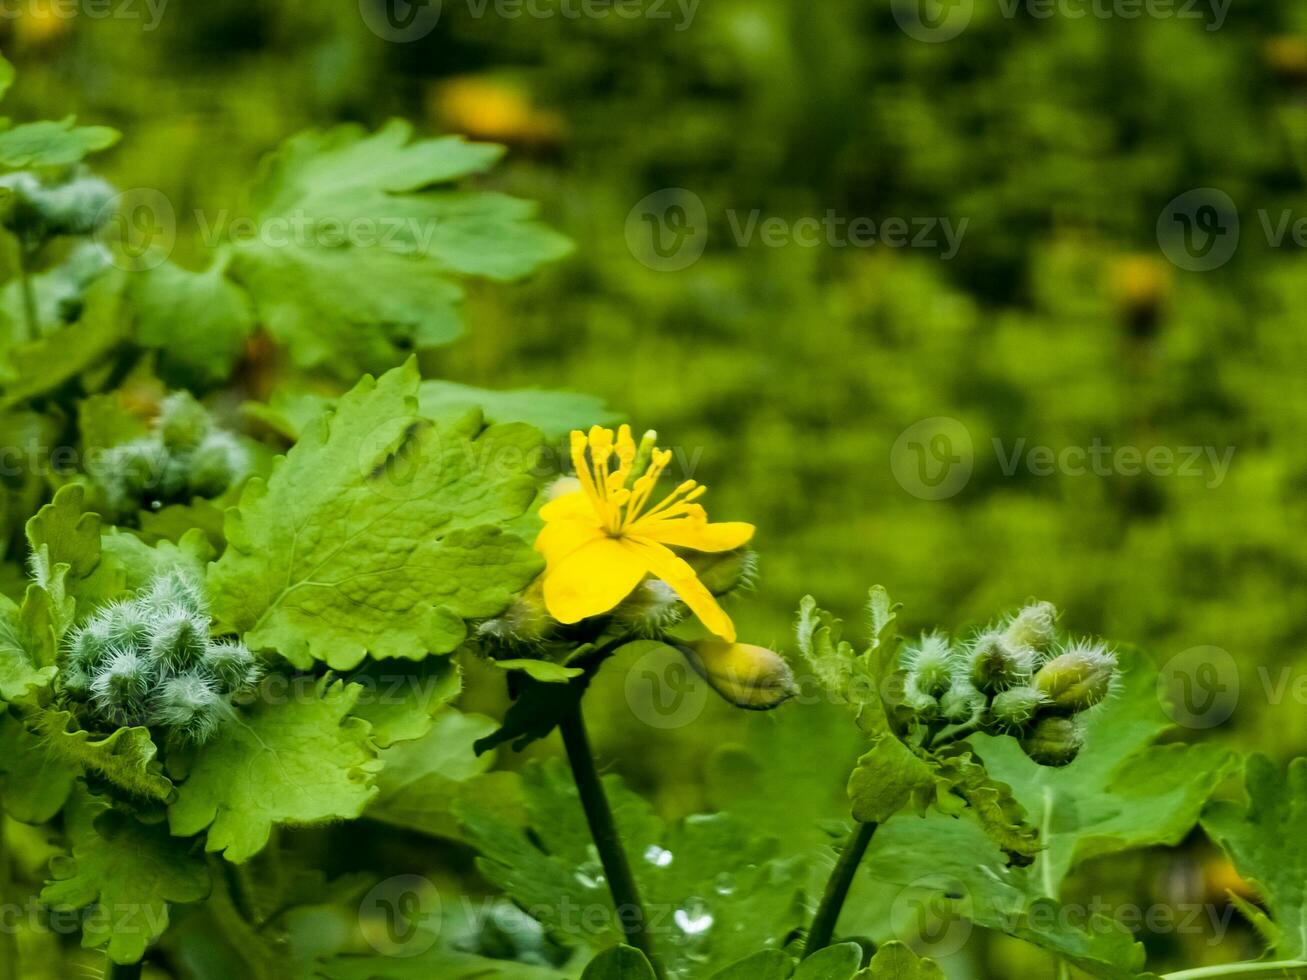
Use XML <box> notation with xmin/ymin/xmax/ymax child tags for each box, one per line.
<box><xmin>539</xmin><ymin>489</ymin><xmax>595</xmax><ymax>522</ymax></box>
<box><xmin>542</xmin><ymin>534</ymin><xmax>648</xmax><ymax>624</ymax></box>
<box><xmin>624</xmin><ymin>537</ymin><xmax>736</xmax><ymax>642</ymax></box>
<box><xmin>632</xmin><ymin>517</ymin><xmax>755</xmax><ymax>553</ymax></box>
<box><xmin>534</xmin><ymin>516</ymin><xmax>605</xmax><ymax>565</ymax></box>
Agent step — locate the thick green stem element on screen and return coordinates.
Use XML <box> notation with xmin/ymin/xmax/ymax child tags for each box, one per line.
<box><xmin>1162</xmin><ymin>962</ymin><xmax>1307</xmax><ymax>980</ymax></box>
<box><xmin>804</xmin><ymin>820</ymin><xmax>877</xmax><ymax>957</ymax></box>
<box><xmin>559</xmin><ymin>698</ymin><xmax>664</xmax><ymax>977</ymax></box>
<box><xmin>106</xmin><ymin>962</ymin><xmax>143</xmax><ymax>980</ymax></box>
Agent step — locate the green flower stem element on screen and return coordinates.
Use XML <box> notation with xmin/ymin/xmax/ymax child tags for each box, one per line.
<box><xmin>559</xmin><ymin>697</ymin><xmax>664</xmax><ymax>978</ymax></box>
<box><xmin>1161</xmin><ymin>963</ymin><xmax>1307</xmax><ymax>980</ymax></box>
<box><xmin>106</xmin><ymin>962</ymin><xmax>142</xmax><ymax>980</ymax></box>
<box><xmin>803</xmin><ymin>819</ymin><xmax>877</xmax><ymax>957</ymax></box>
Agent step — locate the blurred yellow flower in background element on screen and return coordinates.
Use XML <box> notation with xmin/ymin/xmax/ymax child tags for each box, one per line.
<box><xmin>536</xmin><ymin>425</ymin><xmax>754</xmax><ymax>640</ymax></box>
<box><xmin>432</xmin><ymin>76</ymin><xmax>564</xmax><ymax>146</ymax></box>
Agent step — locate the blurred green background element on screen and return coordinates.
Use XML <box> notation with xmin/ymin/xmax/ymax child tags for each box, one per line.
<box><xmin>6</xmin><ymin>1</ymin><xmax>1307</xmax><ymax>974</ymax></box>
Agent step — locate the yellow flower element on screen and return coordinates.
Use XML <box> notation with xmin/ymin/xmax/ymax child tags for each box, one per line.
<box><xmin>535</xmin><ymin>425</ymin><xmax>754</xmax><ymax>641</ymax></box>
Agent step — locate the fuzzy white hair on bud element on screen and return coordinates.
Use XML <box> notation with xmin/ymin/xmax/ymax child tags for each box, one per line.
<box><xmin>1034</xmin><ymin>638</ymin><xmax>1119</xmax><ymax>714</ymax></box>
<box><xmin>939</xmin><ymin>679</ymin><xmax>986</xmax><ymax>724</ymax></box>
<box><xmin>903</xmin><ymin>631</ymin><xmax>956</xmax><ymax>699</ymax></box>
<box><xmin>988</xmin><ymin>685</ymin><xmax>1048</xmax><ymax>731</ymax></box>
<box><xmin>614</xmin><ymin>579</ymin><xmax>687</xmax><ymax>637</ymax></box>
<box><xmin>1002</xmin><ymin>600</ymin><xmax>1059</xmax><ymax>654</ymax></box>
<box><xmin>968</xmin><ymin>629</ymin><xmax>1036</xmax><ymax>694</ymax></box>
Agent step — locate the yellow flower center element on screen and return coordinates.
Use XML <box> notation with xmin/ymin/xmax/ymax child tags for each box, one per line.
<box><xmin>570</xmin><ymin>425</ymin><xmax>706</xmax><ymax>537</ymax></box>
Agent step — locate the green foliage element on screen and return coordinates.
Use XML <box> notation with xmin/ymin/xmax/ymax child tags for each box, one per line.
<box><xmin>417</xmin><ymin>380</ymin><xmax>619</xmax><ymax>440</ymax></box>
<box><xmin>580</xmin><ymin>945</ymin><xmax>657</xmax><ymax>979</ymax></box>
<box><xmin>0</xmin><ymin>25</ymin><xmax>1300</xmax><ymax>980</ymax></box>
<box><xmin>41</xmin><ymin>809</ymin><xmax>209</xmax><ymax>964</ymax></box>
<box><xmin>459</xmin><ymin>759</ymin><xmax>807</xmax><ymax>977</ymax></box>
<box><xmin>167</xmin><ymin>677</ymin><xmax>380</xmax><ymax>863</ymax></box>
<box><xmin>208</xmin><ymin>360</ymin><xmax>543</xmax><ymax>670</ymax></box>
<box><xmin>367</xmin><ymin>708</ymin><xmax>517</xmax><ymax>842</ymax></box>
<box><xmin>1202</xmin><ymin>755</ymin><xmax>1307</xmax><ymax>959</ymax></box>
<box><xmin>0</xmin><ymin>119</ymin><xmax>120</xmax><ymax>168</ymax></box>
<box><xmin>970</xmin><ymin>649</ymin><xmax>1240</xmax><ymax>896</ymax></box>
<box><xmin>224</xmin><ymin>120</ymin><xmax>572</xmax><ymax>377</ymax></box>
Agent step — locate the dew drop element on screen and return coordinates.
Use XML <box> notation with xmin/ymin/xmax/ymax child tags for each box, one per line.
<box><xmin>644</xmin><ymin>845</ymin><xmax>674</xmax><ymax>868</ymax></box>
<box><xmin>712</xmin><ymin>872</ymin><xmax>736</xmax><ymax>896</ymax></box>
<box><xmin>674</xmin><ymin>898</ymin><xmax>714</xmax><ymax>936</ymax></box>
<box><xmin>574</xmin><ymin>860</ymin><xmax>605</xmax><ymax>890</ymax></box>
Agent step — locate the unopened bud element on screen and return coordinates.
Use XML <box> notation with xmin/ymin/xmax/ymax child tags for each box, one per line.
<box><xmin>969</xmin><ymin>631</ymin><xmax>1034</xmax><ymax>694</ymax></box>
<box><xmin>1033</xmin><ymin>640</ymin><xmax>1117</xmax><ymax>714</ymax></box>
<box><xmin>189</xmin><ymin>431</ymin><xmax>249</xmax><ymax>498</ymax></box>
<box><xmin>939</xmin><ymin>680</ymin><xmax>985</xmax><ymax>724</ymax></box>
<box><xmin>688</xmin><ymin>548</ymin><xmax>756</xmax><ymax>597</ymax></box>
<box><xmin>1020</xmin><ymin>716</ymin><xmax>1083</xmax><ymax>767</ymax></box>
<box><xmin>613</xmin><ymin>579</ymin><xmax>685</xmax><ymax>636</ymax></box>
<box><xmin>682</xmin><ymin>639</ymin><xmax>796</xmax><ymax>711</ymax></box>
<box><xmin>988</xmin><ymin>685</ymin><xmax>1047</xmax><ymax>731</ymax></box>
<box><xmin>476</xmin><ymin>578</ymin><xmax>554</xmax><ymax>647</ymax></box>
<box><xmin>1002</xmin><ymin>601</ymin><xmax>1058</xmax><ymax>655</ymax></box>
<box><xmin>157</xmin><ymin>392</ymin><xmax>211</xmax><ymax>452</ymax></box>
<box><xmin>904</xmin><ymin>632</ymin><xmax>954</xmax><ymax>698</ymax></box>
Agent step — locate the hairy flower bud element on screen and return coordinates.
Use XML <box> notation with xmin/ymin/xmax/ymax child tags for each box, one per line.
<box><xmin>89</xmin><ymin>647</ymin><xmax>154</xmax><ymax>725</ymax></box>
<box><xmin>149</xmin><ymin>608</ymin><xmax>210</xmax><ymax>672</ymax></box>
<box><xmin>476</xmin><ymin>579</ymin><xmax>554</xmax><ymax>647</ymax></box>
<box><xmin>690</xmin><ymin>548</ymin><xmax>757</xmax><ymax>597</ymax></box>
<box><xmin>1020</xmin><ymin>716</ymin><xmax>1084</xmax><ymax>767</ymax></box>
<box><xmin>682</xmin><ymin>639</ymin><xmax>796</xmax><ymax>711</ymax></box>
<box><xmin>157</xmin><ymin>392</ymin><xmax>211</xmax><ymax>453</ymax></box>
<box><xmin>1002</xmin><ymin>601</ymin><xmax>1058</xmax><ymax>655</ymax></box>
<box><xmin>904</xmin><ymin>632</ymin><xmax>954</xmax><ymax>699</ymax></box>
<box><xmin>968</xmin><ymin>630</ymin><xmax>1035</xmax><ymax>694</ymax></box>
<box><xmin>189</xmin><ymin>431</ymin><xmax>249</xmax><ymax>498</ymax></box>
<box><xmin>988</xmin><ymin>685</ymin><xmax>1047</xmax><ymax>731</ymax></box>
<box><xmin>1033</xmin><ymin>640</ymin><xmax>1117</xmax><ymax>714</ymax></box>
<box><xmin>61</xmin><ymin>570</ymin><xmax>258</xmax><ymax>742</ymax></box>
<box><xmin>939</xmin><ymin>679</ymin><xmax>985</xmax><ymax>724</ymax></box>
<box><xmin>143</xmin><ymin>570</ymin><xmax>208</xmax><ymax>616</ymax></box>
<box><xmin>613</xmin><ymin>579</ymin><xmax>686</xmax><ymax>636</ymax></box>
<box><xmin>151</xmin><ymin>673</ymin><xmax>224</xmax><ymax>742</ymax></box>
<box><xmin>204</xmin><ymin>640</ymin><xmax>261</xmax><ymax>695</ymax></box>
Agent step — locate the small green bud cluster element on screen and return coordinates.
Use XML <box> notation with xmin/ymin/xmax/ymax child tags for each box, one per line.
<box><xmin>62</xmin><ymin>570</ymin><xmax>260</xmax><ymax>743</ymax></box>
<box><xmin>0</xmin><ymin>170</ymin><xmax>115</xmax><ymax>241</ymax></box>
<box><xmin>96</xmin><ymin>392</ymin><xmax>250</xmax><ymax>519</ymax></box>
<box><xmin>903</xmin><ymin>601</ymin><xmax>1118</xmax><ymax>767</ymax></box>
